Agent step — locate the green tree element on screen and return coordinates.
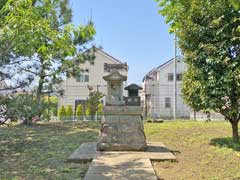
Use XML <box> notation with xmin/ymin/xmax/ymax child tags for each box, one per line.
<box><xmin>65</xmin><ymin>105</ymin><xmax>73</xmax><ymax>117</ymax></box>
<box><xmin>86</xmin><ymin>106</ymin><xmax>91</xmax><ymax>118</ymax></box>
<box><xmin>158</xmin><ymin>0</ymin><xmax>240</xmax><ymax>142</ymax></box>
<box><xmin>0</xmin><ymin>0</ymin><xmax>96</xmax><ymax>102</ymax></box>
<box><xmin>86</xmin><ymin>91</ymin><xmax>104</xmax><ymax>119</ymax></box>
<box><xmin>97</xmin><ymin>103</ymin><xmax>103</xmax><ymax>115</ymax></box>
<box><xmin>58</xmin><ymin>105</ymin><xmax>66</xmax><ymax>120</ymax></box>
<box><xmin>0</xmin><ymin>94</ymin><xmax>46</xmax><ymax>125</ymax></box>
<box><xmin>42</xmin><ymin>96</ymin><xmax>58</xmax><ymax>120</ymax></box>
<box><xmin>76</xmin><ymin>104</ymin><xmax>84</xmax><ymax>116</ymax></box>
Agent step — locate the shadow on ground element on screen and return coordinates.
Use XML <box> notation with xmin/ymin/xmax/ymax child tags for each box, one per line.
<box><xmin>210</xmin><ymin>137</ymin><xmax>240</xmax><ymax>151</ymax></box>
<box><xmin>0</xmin><ymin>122</ymin><xmax>99</xmax><ymax>180</ymax></box>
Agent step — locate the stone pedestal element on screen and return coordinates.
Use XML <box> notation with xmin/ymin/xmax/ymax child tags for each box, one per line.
<box><xmin>97</xmin><ymin>106</ymin><xmax>147</xmax><ymax>151</ymax></box>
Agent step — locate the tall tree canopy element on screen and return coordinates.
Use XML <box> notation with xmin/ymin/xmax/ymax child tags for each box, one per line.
<box><xmin>158</xmin><ymin>0</ymin><xmax>240</xmax><ymax>142</ymax></box>
<box><xmin>0</xmin><ymin>0</ymin><xmax>96</xmax><ymax>99</ymax></box>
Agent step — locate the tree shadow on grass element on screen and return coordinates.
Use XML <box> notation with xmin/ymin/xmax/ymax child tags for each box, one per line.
<box><xmin>210</xmin><ymin>137</ymin><xmax>240</xmax><ymax>152</ymax></box>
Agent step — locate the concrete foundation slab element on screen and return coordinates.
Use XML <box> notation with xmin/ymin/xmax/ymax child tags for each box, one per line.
<box><xmin>67</xmin><ymin>142</ymin><xmax>176</xmax><ymax>180</ymax></box>
<box><xmin>67</xmin><ymin>142</ymin><xmax>176</xmax><ymax>163</ymax></box>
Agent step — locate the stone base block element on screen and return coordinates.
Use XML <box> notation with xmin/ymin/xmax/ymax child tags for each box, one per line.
<box><xmin>97</xmin><ymin>106</ymin><xmax>147</xmax><ymax>151</ymax></box>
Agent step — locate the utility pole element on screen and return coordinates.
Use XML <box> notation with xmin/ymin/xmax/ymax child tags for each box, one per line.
<box><xmin>173</xmin><ymin>35</ymin><xmax>177</xmax><ymax>119</ymax></box>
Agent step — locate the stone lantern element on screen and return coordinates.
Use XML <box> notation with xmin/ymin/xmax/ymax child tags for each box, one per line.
<box><xmin>124</xmin><ymin>84</ymin><xmax>143</xmax><ymax>106</ymax></box>
<box><xmin>103</xmin><ymin>69</ymin><xmax>127</xmax><ymax>106</ymax></box>
<box><xmin>97</xmin><ymin>63</ymin><xmax>147</xmax><ymax>151</ymax></box>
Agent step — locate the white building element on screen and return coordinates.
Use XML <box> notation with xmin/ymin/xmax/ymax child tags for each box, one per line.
<box><xmin>58</xmin><ymin>48</ymin><xmax>128</xmax><ymax>111</ymax></box>
<box><xmin>142</xmin><ymin>57</ymin><xmax>190</xmax><ymax>119</ymax></box>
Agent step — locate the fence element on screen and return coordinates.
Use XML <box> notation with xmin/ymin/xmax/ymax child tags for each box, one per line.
<box><xmin>50</xmin><ymin>115</ymin><xmax>103</xmax><ymax>122</ymax></box>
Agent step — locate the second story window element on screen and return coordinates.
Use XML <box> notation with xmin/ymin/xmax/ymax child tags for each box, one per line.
<box><xmin>168</xmin><ymin>73</ymin><xmax>183</xmax><ymax>81</ymax></box>
<box><xmin>177</xmin><ymin>73</ymin><xmax>182</xmax><ymax>81</ymax></box>
<box><xmin>168</xmin><ymin>73</ymin><xmax>173</xmax><ymax>81</ymax></box>
<box><xmin>76</xmin><ymin>70</ymin><xmax>89</xmax><ymax>83</ymax></box>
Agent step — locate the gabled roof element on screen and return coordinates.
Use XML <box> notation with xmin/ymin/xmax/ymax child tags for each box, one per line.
<box><xmin>96</xmin><ymin>48</ymin><xmax>123</xmax><ymax>64</ymax></box>
<box><xmin>156</xmin><ymin>58</ymin><xmax>174</xmax><ymax>70</ymax></box>
<box><xmin>85</xmin><ymin>47</ymin><xmax>125</xmax><ymax>64</ymax></box>
<box><xmin>156</xmin><ymin>56</ymin><xmax>183</xmax><ymax>70</ymax></box>
<box><xmin>142</xmin><ymin>56</ymin><xmax>183</xmax><ymax>82</ymax></box>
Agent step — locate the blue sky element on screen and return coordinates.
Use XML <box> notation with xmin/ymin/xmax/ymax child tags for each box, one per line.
<box><xmin>70</xmin><ymin>0</ymin><xmax>174</xmax><ymax>84</ymax></box>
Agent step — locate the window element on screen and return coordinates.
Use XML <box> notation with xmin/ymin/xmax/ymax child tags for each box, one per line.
<box><xmin>165</xmin><ymin>97</ymin><xmax>171</xmax><ymax>108</ymax></box>
<box><xmin>177</xmin><ymin>73</ymin><xmax>182</xmax><ymax>81</ymax></box>
<box><xmin>168</xmin><ymin>73</ymin><xmax>182</xmax><ymax>81</ymax></box>
<box><xmin>168</xmin><ymin>73</ymin><xmax>173</xmax><ymax>81</ymax></box>
<box><xmin>76</xmin><ymin>73</ymin><xmax>89</xmax><ymax>82</ymax></box>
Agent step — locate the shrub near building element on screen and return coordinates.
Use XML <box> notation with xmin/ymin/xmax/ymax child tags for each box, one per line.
<box><xmin>76</xmin><ymin>104</ymin><xmax>84</xmax><ymax>120</ymax></box>
<box><xmin>65</xmin><ymin>105</ymin><xmax>73</xmax><ymax>121</ymax></box>
<box><xmin>97</xmin><ymin>103</ymin><xmax>103</xmax><ymax>115</ymax></box>
<box><xmin>58</xmin><ymin>105</ymin><xmax>66</xmax><ymax>121</ymax></box>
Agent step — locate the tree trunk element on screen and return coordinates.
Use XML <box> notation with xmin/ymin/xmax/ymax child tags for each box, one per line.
<box><xmin>230</xmin><ymin>120</ymin><xmax>239</xmax><ymax>143</ymax></box>
<box><xmin>36</xmin><ymin>57</ymin><xmax>45</xmax><ymax>118</ymax></box>
<box><xmin>37</xmin><ymin>77</ymin><xmax>44</xmax><ymax>102</ymax></box>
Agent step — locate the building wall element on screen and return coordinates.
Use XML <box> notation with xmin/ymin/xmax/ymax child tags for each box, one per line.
<box><xmin>58</xmin><ymin>50</ymin><xmax>128</xmax><ymax>111</ymax></box>
<box><xmin>143</xmin><ymin>59</ymin><xmax>190</xmax><ymax>119</ymax></box>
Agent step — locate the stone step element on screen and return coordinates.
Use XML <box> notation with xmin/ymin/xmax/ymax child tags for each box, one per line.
<box><xmin>84</xmin><ymin>157</ymin><xmax>158</xmax><ymax>180</ymax></box>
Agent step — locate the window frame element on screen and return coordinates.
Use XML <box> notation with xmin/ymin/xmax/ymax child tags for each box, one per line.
<box><xmin>165</xmin><ymin>97</ymin><xmax>171</xmax><ymax>108</ymax></box>
<box><xmin>177</xmin><ymin>73</ymin><xmax>182</xmax><ymax>81</ymax></box>
<box><xmin>76</xmin><ymin>72</ymin><xmax>89</xmax><ymax>83</ymax></box>
<box><xmin>168</xmin><ymin>73</ymin><xmax>174</xmax><ymax>81</ymax></box>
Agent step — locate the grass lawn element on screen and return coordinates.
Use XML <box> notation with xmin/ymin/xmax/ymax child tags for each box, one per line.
<box><xmin>0</xmin><ymin>121</ymin><xmax>239</xmax><ymax>180</ymax></box>
<box><xmin>0</xmin><ymin>122</ymin><xmax>99</xmax><ymax>180</ymax></box>
<box><xmin>145</xmin><ymin>121</ymin><xmax>240</xmax><ymax>180</ymax></box>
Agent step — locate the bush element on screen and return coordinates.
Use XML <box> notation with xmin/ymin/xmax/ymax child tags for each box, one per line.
<box><xmin>58</xmin><ymin>105</ymin><xmax>66</xmax><ymax>120</ymax></box>
<box><xmin>76</xmin><ymin>104</ymin><xmax>84</xmax><ymax>116</ymax></box>
<box><xmin>65</xmin><ymin>105</ymin><xmax>73</xmax><ymax>117</ymax></box>
<box><xmin>97</xmin><ymin>103</ymin><xmax>103</xmax><ymax>115</ymax></box>
<box><xmin>0</xmin><ymin>94</ymin><xmax>45</xmax><ymax>125</ymax></box>
<box><xmin>86</xmin><ymin>106</ymin><xmax>91</xmax><ymax>117</ymax></box>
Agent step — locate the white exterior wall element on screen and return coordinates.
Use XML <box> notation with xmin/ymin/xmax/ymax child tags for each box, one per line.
<box><xmin>144</xmin><ymin>59</ymin><xmax>190</xmax><ymax>119</ymax></box>
<box><xmin>58</xmin><ymin>50</ymin><xmax>128</xmax><ymax>110</ymax></box>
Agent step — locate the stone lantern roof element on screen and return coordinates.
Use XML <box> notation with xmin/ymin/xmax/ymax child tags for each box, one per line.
<box><xmin>104</xmin><ymin>63</ymin><xmax>128</xmax><ymax>72</ymax></box>
<box><xmin>103</xmin><ymin>69</ymin><xmax>127</xmax><ymax>82</ymax></box>
<box><xmin>124</xmin><ymin>84</ymin><xmax>143</xmax><ymax>91</ymax></box>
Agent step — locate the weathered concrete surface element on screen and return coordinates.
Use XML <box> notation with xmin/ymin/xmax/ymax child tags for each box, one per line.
<box><xmin>97</xmin><ymin>106</ymin><xmax>147</xmax><ymax>151</ymax></box>
<box><xmin>67</xmin><ymin>142</ymin><xmax>176</xmax><ymax>180</ymax></box>
<box><xmin>67</xmin><ymin>142</ymin><xmax>176</xmax><ymax>163</ymax></box>
<box><xmin>84</xmin><ymin>157</ymin><xmax>157</xmax><ymax>180</ymax></box>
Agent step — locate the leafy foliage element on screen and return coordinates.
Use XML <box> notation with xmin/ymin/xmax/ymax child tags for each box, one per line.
<box><xmin>0</xmin><ymin>94</ymin><xmax>46</xmax><ymax>124</ymax></box>
<box><xmin>158</xmin><ymin>0</ymin><xmax>240</xmax><ymax>142</ymax></box>
<box><xmin>86</xmin><ymin>91</ymin><xmax>104</xmax><ymax>116</ymax></box>
<box><xmin>65</xmin><ymin>105</ymin><xmax>73</xmax><ymax>117</ymax></box>
<box><xmin>0</xmin><ymin>0</ymin><xmax>96</xmax><ymax>100</ymax></box>
<box><xmin>42</xmin><ymin>96</ymin><xmax>58</xmax><ymax>120</ymax></box>
<box><xmin>97</xmin><ymin>103</ymin><xmax>103</xmax><ymax>115</ymax></box>
<box><xmin>58</xmin><ymin>105</ymin><xmax>66</xmax><ymax>119</ymax></box>
<box><xmin>76</xmin><ymin>104</ymin><xmax>84</xmax><ymax>117</ymax></box>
